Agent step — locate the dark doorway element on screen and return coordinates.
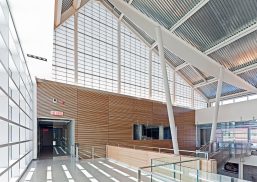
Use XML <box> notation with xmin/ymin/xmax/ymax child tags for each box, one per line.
<box><xmin>200</xmin><ymin>128</ymin><xmax>211</xmax><ymax>146</ymax></box>
<box><xmin>39</xmin><ymin>123</ymin><xmax>53</xmax><ymax>159</ymax></box>
<box><xmin>38</xmin><ymin>119</ymin><xmax>73</xmax><ymax>159</ymax></box>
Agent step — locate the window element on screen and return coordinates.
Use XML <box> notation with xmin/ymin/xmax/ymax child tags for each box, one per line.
<box><xmin>164</xmin><ymin>127</ymin><xmax>171</xmax><ymax>139</ymax></box>
<box><xmin>133</xmin><ymin>124</ymin><xmax>171</xmax><ymax>140</ymax></box>
<box><xmin>234</xmin><ymin>96</ymin><xmax>247</xmax><ymax>103</ymax></box>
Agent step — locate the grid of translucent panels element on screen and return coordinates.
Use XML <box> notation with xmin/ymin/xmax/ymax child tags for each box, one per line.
<box><xmin>77</xmin><ymin>1</ymin><xmax>118</xmax><ymax>92</ymax></box>
<box><xmin>0</xmin><ymin>1</ymin><xmax>33</xmax><ymax>181</ymax></box>
<box><xmin>120</xmin><ymin>22</ymin><xmax>149</xmax><ymax>98</ymax></box>
<box><xmin>52</xmin><ymin>15</ymin><xmax>75</xmax><ymax>84</ymax></box>
<box><xmin>51</xmin><ymin>0</ymin><xmax>207</xmax><ymax>110</ymax></box>
<box><xmin>152</xmin><ymin>52</ymin><xmax>174</xmax><ymax>102</ymax></box>
<box><xmin>194</xmin><ymin>91</ymin><xmax>207</xmax><ymax>109</ymax></box>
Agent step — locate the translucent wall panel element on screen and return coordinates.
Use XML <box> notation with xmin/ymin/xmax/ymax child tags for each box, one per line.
<box><xmin>77</xmin><ymin>1</ymin><xmax>118</xmax><ymax>92</ymax></box>
<box><xmin>175</xmin><ymin>74</ymin><xmax>192</xmax><ymax>108</ymax></box>
<box><xmin>194</xmin><ymin>91</ymin><xmax>207</xmax><ymax>109</ymax></box>
<box><xmin>0</xmin><ymin>1</ymin><xmax>33</xmax><ymax>181</ymax></box>
<box><xmin>120</xmin><ymin>23</ymin><xmax>149</xmax><ymax>98</ymax></box>
<box><xmin>151</xmin><ymin>52</ymin><xmax>174</xmax><ymax>102</ymax></box>
<box><xmin>52</xmin><ymin>16</ymin><xmax>75</xmax><ymax>84</ymax></box>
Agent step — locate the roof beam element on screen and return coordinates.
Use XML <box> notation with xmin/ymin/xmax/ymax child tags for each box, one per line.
<box><xmin>73</xmin><ymin>0</ymin><xmax>82</xmax><ymax>10</ymax></box>
<box><xmin>204</xmin><ymin>23</ymin><xmax>257</xmax><ymax>55</ymax></box>
<box><xmin>151</xmin><ymin>0</ymin><xmax>209</xmax><ymax>49</ymax></box>
<box><xmin>54</xmin><ymin>0</ymin><xmax>63</xmax><ymax>27</ymax></box>
<box><xmin>194</xmin><ymin>62</ymin><xmax>257</xmax><ymax>88</ymax></box>
<box><xmin>175</xmin><ymin>62</ymin><xmax>189</xmax><ymax>71</ymax></box>
<box><xmin>190</xmin><ymin>65</ymin><xmax>207</xmax><ymax>82</ymax></box>
<box><xmin>169</xmin><ymin>0</ymin><xmax>209</xmax><ymax>32</ymax></box>
<box><xmin>119</xmin><ymin>0</ymin><xmax>133</xmax><ymax>21</ymax></box>
<box><xmin>108</xmin><ymin>0</ymin><xmax>257</xmax><ymax>94</ymax></box>
<box><xmin>55</xmin><ymin>0</ymin><xmax>90</xmax><ymax>29</ymax></box>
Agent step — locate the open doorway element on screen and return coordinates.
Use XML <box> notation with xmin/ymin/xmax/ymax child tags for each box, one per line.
<box><xmin>38</xmin><ymin>118</ymin><xmax>75</xmax><ymax>159</ymax></box>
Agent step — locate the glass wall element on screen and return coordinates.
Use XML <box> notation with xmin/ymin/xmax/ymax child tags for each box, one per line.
<box><xmin>197</xmin><ymin>121</ymin><xmax>257</xmax><ymax>148</ymax></box>
<box><xmin>0</xmin><ymin>0</ymin><xmax>33</xmax><ymax>181</ymax></box>
<box><xmin>52</xmin><ymin>0</ymin><xmax>207</xmax><ymax>110</ymax></box>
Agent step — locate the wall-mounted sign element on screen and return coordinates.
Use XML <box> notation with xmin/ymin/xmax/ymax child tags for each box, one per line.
<box><xmin>50</xmin><ymin>111</ymin><xmax>64</xmax><ymax>116</ymax></box>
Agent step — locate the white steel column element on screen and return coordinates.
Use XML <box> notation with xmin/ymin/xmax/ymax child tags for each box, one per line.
<box><xmin>74</xmin><ymin>12</ymin><xmax>78</xmax><ymax>84</ymax></box>
<box><xmin>210</xmin><ymin>67</ymin><xmax>224</xmax><ymax>143</ymax></box>
<box><xmin>149</xmin><ymin>49</ymin><xmax>152</xmax><ymax>98</ymax></box>
<box><xmin>173</xmin><ymin>71</ymin><xmax>176</xmax><ymax>104</ymax></box>
<box><xmin>155</xmin><ymin>26</ymin><xmax>179</xmax><ymax>154</ymax></box>
<box><xmin>117</xmin><ymin>21</ymin><xmax>121</xmax><ymax>93</ymax></box>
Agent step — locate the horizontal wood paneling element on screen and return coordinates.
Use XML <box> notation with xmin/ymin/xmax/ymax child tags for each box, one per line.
<box><xmin>37</xmin><ymin>79</ymin><xmax>196</xmax><ymax>151</ymax></box>
<box><xmin>107</xmin><ymin>145</ymin><xmax>217</xmax><ymax>173</ymax></box>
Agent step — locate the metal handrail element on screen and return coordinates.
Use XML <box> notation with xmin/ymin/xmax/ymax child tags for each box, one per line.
<box><xmin>108</xmin><ymin>143</ymin><xmax>209</xmax><ymax>158</ymax></box>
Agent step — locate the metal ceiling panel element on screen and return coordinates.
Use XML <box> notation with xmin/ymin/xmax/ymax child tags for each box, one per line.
<box><xmin>179</xmin><ymin>65</ymin><xmax>204</xmax><ymax>85</ymax></box>
<box><xmin>239</xmin><ymin>68</ymin><xmax>257</xmax><ymax>87</ymax></box>
<box><xmin>62</xmin><ymin>0</ymin><xmax>73</xmax><ymax>13</ymax></box>
<box><xmin>123</xmin><ymin>16</ymin><xmax>155</xmax><ymax>45</ymax></box>
<box><xmin>209</xmin><ymin>30</ymin><xmax>257</xmax><ymax>71</ymax></box>
<box><xmin>193</xmin><ymin>67</ymin><xmax>214</xmax><ymax>81</ymax></box>
<box><xmin>198</xmin><ymin>82</ymin><xmax>245</xmax><ymax>99</ymax></box>
<box><xmin>131</xmin><ymin>0</ymin><xmax>201</xmax><ymax>29</ymax></box>
<box><xmin>174</xmin><ymin>0</ymin><xmax>257</xmax><ymax>51</ymax></box>
<box><xmin>164</xmin><ymin>48</ymin><xmax>185</xmax><ymax>67</ymax></box>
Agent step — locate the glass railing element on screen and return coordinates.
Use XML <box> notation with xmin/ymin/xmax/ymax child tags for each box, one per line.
<box><xmin>137</xmin><ymin>157</ymin><xmax>249</xmax><ymax>182</ymax></box>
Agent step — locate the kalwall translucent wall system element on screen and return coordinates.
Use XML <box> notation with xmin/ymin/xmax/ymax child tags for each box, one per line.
<box><xmin>0</xmin><ymin>0</ymin><xmax>33</xmax><ymax>181</ymax></box>
<box><xmin>120</xmin><ymin>23</ymin><xmax>149</xmax><ymax>98</ymax></box>
<box><xmin>52</xmin><ymin>16</ymin><xmax>75</xmax><ymax>84</ymax></box>
<box><xmin>52</xmin><ymin>0</ymin><xmax>207</xmax><ymax>109</ymax></box>
<box><xmin>77</xmin><ymin>2</ymin><xmax>118</xmax><ymax>92</ymax></box>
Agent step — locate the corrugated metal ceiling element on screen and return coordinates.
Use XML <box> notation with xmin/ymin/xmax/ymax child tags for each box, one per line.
<box><xmin>131</xmin><ymin>0</ymin><xmax>201</xmax><ymax>29</ymax></box>
<box><xmin>198</xmin><ymin>82</ymin><xmax>245</xmax><ymax>99</ymax></box>
<box><xmin>174</xmin><ymin>0</ymin><xmax>257</xmax><ymax>52</ymax></box>
<box><xmin>209</xmin><ymin>30</ymin><xmax>257</xmax><ymax>71</ymax></box>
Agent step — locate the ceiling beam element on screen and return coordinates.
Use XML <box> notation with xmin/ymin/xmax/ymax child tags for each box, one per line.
<box><xmin>73</xmin><ymin>0</ymin><xmax>82</xmax><ymax>10</ymax></box>
<box><xmin>190</xmin><ymin>65</ymin><xmax>207</xmax><ymax>82</ymax></box>
<box><xmin>169</xmin><ymin>0</ymin><xmax>209</xmax><ymax>32</ymax></box>
<box><xmin>175</xmin><ymin>62</ymin><xmax>189</xmax><ymax>71</ymax></box>
<box><xmin>118</xmin><ymin>0</ymin><xmax>133</xmax><ymax>21</ymax></box>
<box><xmin>151</xmin><ymin>0</ymin><xmax>209</xmax><ymax>49</ymax></box>
<box><xmin>204</xmin><ymin>23</ymin><xmax>257</xmax><ymax>55</ymax></box>
<box><xmin>108</xmin><ymin>0</ymin><xmax>257</xmax><ymax>94</ymax></box>
<box><xmin>194</xmin><ymin>62</ymin><xmax>257</xmax><ymax>88</ymax></box>
<box><xmin>55</xmin><ymin>0</ymin><xmax>90</xmax><ymax>29</ymax></box>
<box><xmin>54</xmin><ymin>0</ymin><xmax>63</xmax><ymax>27</ymax></box>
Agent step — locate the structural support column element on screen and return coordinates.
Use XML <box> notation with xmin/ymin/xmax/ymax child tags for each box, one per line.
<box><xmin>210</xmin><ymin>67</ymin><xmax>224</xmax><ymax>143</ymax></box>
<box><xmin>74</xmin><ymin>12</ymin><xmax>78</xmax><ymax>84</ymax></box>
<box><xmin>117</xmin><ymin>21</ymin><xmax>121</xmax><ymax>93</ymax></box>
<box><xmin>148</xmin><ymin>49</ymin><xmax>152</xmax><ymax>98</ymax></box>
<box><xmin>173</xmin><ymin>71</ymin><xmax>176</xmax><ymax>104</ymax></box>
<box><xmin>155</xmin><ymin>26</ymin><xmax>179</xmax><ymax>155</ymax></box>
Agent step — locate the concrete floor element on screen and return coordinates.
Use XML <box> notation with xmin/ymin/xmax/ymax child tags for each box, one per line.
<box><xmin>19</xmin><ymin>157</ymin><xmax>165</xmax><ymax>182</ymax></box>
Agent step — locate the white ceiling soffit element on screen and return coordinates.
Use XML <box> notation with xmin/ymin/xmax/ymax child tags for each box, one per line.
<box><xmin>108</xmin><ymin>0</ymin><xmax>257</xmax><ymax>94</ymax></box>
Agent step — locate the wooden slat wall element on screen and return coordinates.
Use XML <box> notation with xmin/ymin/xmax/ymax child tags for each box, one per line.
<box><xmin>37</xmin><ymin>79</ymin><xmax>196</xmax><ymax>150</ymax></box>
